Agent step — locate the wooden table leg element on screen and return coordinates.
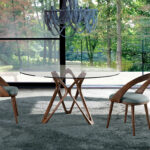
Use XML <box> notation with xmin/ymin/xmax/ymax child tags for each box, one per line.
<box><xmin>58</xmin><ymin>89</ymin><xmax>70</xmax><ymax>114</ymax></box>
<box><xmin>69</xmin><ymin>91</ymin><xmax>94</xmax><ymax>125</ymax></box>
<box><xmin>42</xmin><ymin>69</ymin><xmax>94</xmax><ymax>125</ymax></box>
<box><xmin>42</xmin><ymin>87</ymin><xmax>59</xmax><ymax>123</ymax></box>
<box><xmin>68</xmin><ymin>78</ymin><xmax>94</xmax><ymax>125</ymax></box>
<box><xmin>42</xmin><ymin>92</ymin><xmax>68</xmax><ymax>123</ymax></box>
<box><xmin>68</xmin><ymin>88</ymin><xmax>79</xmax><ymax>114</ymax></box>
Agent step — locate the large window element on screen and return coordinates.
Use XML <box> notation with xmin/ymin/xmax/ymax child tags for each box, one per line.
<box><xmin>0</xmin><ymin>0</ymin><xmax>150</xmax><ymax>86</ymax></box>
<box><xmin>65</xmin><ymin>0</ymin><xmax>150</xmax><ymax>86</ymax></box>
<box><xmin>0</xmin><ymin>0</ymin><xmax>60</xmax><ymax>83</ymax></box>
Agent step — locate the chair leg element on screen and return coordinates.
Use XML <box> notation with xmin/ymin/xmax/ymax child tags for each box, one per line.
<box><xmin>124</xmin><ymin>104</ymin><xmax>128</xmax><ymax>123</ymax></box>
<box><xmin>11</xmin><ymin>97</ymin><xmax>18</xmax><ymax>124</ymax></box>
<box><xmin>106</xmin><ymin>101</ymin><xmax>114</xmax><ymax>128</ymax></box>
<box><xmin>144</xmin><ymin>104</ymin><xmax>150</xmax><ymax>129</ymax></box>
<box><xmin>131</xmin><ymin>105</ymin><xmax>135</xmax><ymax>136</ymax></box>
<box><xmin>13</xmin><ymin>96</ymin><xmax>18</xmax><ymax>116</ymax></box>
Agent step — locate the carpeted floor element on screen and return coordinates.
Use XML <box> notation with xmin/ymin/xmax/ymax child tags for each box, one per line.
<box><xmin>0</xmin><ymin>96</ymin><xmax>150</xmax><ymax>150</ymax></box>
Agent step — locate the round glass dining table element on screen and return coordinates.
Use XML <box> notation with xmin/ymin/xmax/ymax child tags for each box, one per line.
<box><xmin>20</xmin><ymin>64</ymin><xmax>119</xmax><ymax>79</ymax></box>
<box><xmin>20</xmin><ymin>65</ymin><xmax>119</xmax><ymax>125</ymax></box>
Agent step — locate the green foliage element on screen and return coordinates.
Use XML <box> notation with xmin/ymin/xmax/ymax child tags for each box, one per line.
<box><xmin>66</xmin><ymin>0</ymin><xmax>150</xmax><ymax>71</ymax></box>
<box><xmin>0</xmin><ymin>0</ymin><xmax>150</xmax><ymax>72</ymax></box>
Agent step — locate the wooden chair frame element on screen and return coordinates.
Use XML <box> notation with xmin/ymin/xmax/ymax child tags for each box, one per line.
<box><xmin>0</xmin><ymin>77</ymin><xmax>18</xmax><ymax>124</ymax></box>
<box><xmin>106</xmin><ymin>73</ymin><xmax>150</xmax><ymax>136</ymax></box>
<box><xmin>42</xmin><ymin>68</ymin><xmax>94</xmax><ymax>125</ymax></box>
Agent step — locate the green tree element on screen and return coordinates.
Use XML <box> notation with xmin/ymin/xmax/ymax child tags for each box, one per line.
<box><xmin>116</xmin><ymin>0</ymin><xmax>122</xmax><ymax>71</ymax></box>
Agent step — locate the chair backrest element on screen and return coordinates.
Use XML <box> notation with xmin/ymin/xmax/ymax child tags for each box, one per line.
<box><xmin>0</xmin><ymin>77</ymin><xmax>9</xmax><ymax>86</ymax></box>
<box><xmin>110</xmin><ymin>73</ymin><xmax>150</xmax><ymax>103</ymax></box>
<box><xmin>0</xmin><ymin>86</ymin><xmax>9</xmax><ymax>97</ymax></box>
<box><xmin>0</xmin><ymin>77</ymin><xmax>10</xmax><ymax>97</ymax></box>
<box><xmin>136</xmin><ymin>79</ymin><xmax>150</xmax><ymax>94</ymax></box>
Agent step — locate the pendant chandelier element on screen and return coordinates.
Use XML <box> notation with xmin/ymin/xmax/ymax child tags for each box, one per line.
<box><xmin>44</xmin><ymin>0</ymin><xmax>98</xmax><ymax>37</ymax></box>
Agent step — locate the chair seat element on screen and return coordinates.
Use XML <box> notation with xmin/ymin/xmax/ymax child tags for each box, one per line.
<box><xmin>3</xmin><ymin>86</ymin><xmax>18</xmax><ymax>96</ymax></box>
<box><xmin>109</xmin><ymin>92</ymin><xmax>149</xmax><ymax>104</ymax></box>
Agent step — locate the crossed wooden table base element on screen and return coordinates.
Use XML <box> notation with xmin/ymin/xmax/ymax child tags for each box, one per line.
<box><xmin>42</xmin><ymin>68</ymin><xmax>94</xmax><ymax>125</ymax></box>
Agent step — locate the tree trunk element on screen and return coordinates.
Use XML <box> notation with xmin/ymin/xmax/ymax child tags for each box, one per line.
<box><xmin>23</xmin><ymin>6</ymin><xmax>30</xmax><ymax>65</ymax></box>
<box><xmin>107</xmin><ymin>0</ymin><xmax>111</xmax><ymax>68</ymax></box>
<box><xmin>43</xmin><ymin>40</ymin><xmax>47</xmax><ymax>64</ymax></box>
<box><xmin>116</xmin><ymin>0</ymin><xmax>122</xmax><ymax>71</ymax></box>
<box><xmin>42</xmin><ymin>1</ymin><xmax>47</xmax><ymax>64</ymax></box>
<box><xmin>81</xmin><ymin>39</ymin><xmax>83</xmax><ymax>64</ymax></box>
<box><xmin>53</xmin><ymin>41</ymin><xmax>57</xmax><ymax>63</ymax></box>
<box><xmin>48</xmin><ymin>40</ymin><xmax>52</xmax><ymax>63</ymax></box>
<box><xmin>12</xmin><ymin>0</ymin><xmax>22</xmax><ymax>68</ymax></box>
<box><xmin>89</xmin><ymin>37</ymin><xmax>94</xmax><ymax>66</ymax></box>
<box><xmin>85</xmin><ymin>36</ymin><xmax>93</xmax><ymax>66</ymax></box>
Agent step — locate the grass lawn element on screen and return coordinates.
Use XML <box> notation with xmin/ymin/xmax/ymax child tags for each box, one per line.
<box><xmin>0</xmin><ymin>65</ymin><xmax>13</xmax><ymax>72</ymax></box>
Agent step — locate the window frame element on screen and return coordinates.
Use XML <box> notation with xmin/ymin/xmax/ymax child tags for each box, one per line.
<box><xmin>0</xmin><ymin>0</ymin><xmax>66</xmax><ymax>87</ymax></box>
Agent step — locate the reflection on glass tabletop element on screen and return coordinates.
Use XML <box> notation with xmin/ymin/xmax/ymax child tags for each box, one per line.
<box><xmin>20</xmin><ymin>65</ymin><xmax>119</xmax><ymax>79</ymax></box>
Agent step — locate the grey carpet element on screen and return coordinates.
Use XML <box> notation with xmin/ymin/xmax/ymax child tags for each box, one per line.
<box><xmin>0</xmin><ymin>96</ymin><xmax>150</xmax><ymax>150</ymax></box>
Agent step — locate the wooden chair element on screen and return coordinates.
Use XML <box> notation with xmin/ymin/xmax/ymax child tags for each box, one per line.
<box><xmin>0</xmin><ymin>77</ymin><xmax>19</xmax><ymax>123</ymax></box>
<box><xmin>106</xmin><ymin>73</ymin><xmax>150</xmax><ymax>136</ymax></box>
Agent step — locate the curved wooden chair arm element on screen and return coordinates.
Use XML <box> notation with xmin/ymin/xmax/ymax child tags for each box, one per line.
<box><xmin>0</xmin><ymin>77</ymin><xmax>9</xmax><ymax>86</ymax></box>
<box><xmin>0</xmin><ymin>86</ymin><xmax>9</xmax><ymax>97</ymax></box>
<box><xmin>111</xmin><ymin>73</ymin><xmax>150</xmax><ymax>103</ymax></box>
<box><xmin>136</xmin><ymin>79</ymin><xmax>150</xmax><ymax>94</ymax></box>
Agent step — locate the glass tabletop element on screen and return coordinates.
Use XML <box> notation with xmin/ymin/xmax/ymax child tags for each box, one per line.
<box><xmin>20</xmin><ymin>65</ymin><xmax>119</xmax><ymax>79</ymax></box>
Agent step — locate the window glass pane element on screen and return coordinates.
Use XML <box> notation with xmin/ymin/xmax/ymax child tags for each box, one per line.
<box><xmin>0</xmin><ymin>40</ymin><xmax>60</xmax><ymax>82</ymax></box>
<box><xmin>65</xmin><ymin>0</ymin><xmax>150</xmax><ymax>86</ymax></box>
<box><xmin>0</xmin><ymin>0</ymin><xmax>59</xmax><ymax>38</ymax></box>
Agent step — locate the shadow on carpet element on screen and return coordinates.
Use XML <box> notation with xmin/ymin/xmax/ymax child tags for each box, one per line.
<box><xmin>0</xmin><ymin>96</ymin><xmax>150</xmax><ymax>150</ymax></box>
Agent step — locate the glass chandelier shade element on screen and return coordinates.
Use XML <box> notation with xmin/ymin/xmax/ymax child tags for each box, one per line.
<box><xmin>44</xmin><ymin>0</ymin><xmax>98</xmax><ymax>37</ymax></box>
